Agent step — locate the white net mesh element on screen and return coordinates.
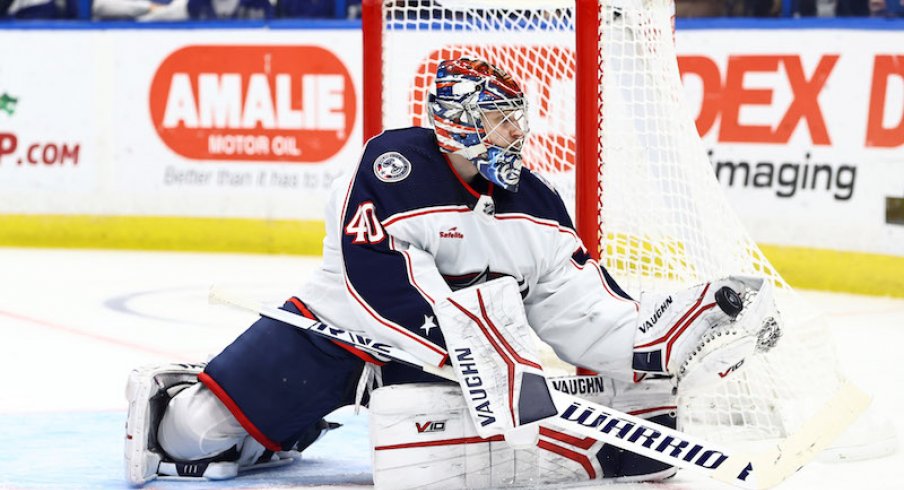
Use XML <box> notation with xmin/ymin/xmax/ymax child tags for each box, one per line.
<box><xmin>372</xmin><ymin>0</ymin><xmax>855</xmax><ymax>452</ymax></box>
<box><xmin>593</xmin><ymin>0</ymin><xmax>845</xmax><ymax>444</ymax></box>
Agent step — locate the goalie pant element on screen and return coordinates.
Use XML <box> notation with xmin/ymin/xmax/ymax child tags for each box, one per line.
<box><xmin>369</xmin><ymin>379</ymin><xmax>678</xmax><ymax>489</ymax></box>
<box><xmin>172</xmin><ymin>298</ymin><xmax>675</xmax><ymax>485</ymax></box>
<box><xmin>190</xmin><ymin>298</ymin><xmax>439</xmax><ymax>452</ymax></box>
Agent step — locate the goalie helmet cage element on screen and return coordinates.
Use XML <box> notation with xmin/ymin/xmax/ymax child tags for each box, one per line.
<box><xmin>361</xmin><ymin>0</ymin><xmax>891</xmax><ymax>459</ymax></box>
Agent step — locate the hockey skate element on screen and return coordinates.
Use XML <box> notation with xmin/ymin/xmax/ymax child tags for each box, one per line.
<box><xmin>124</xmin><ymin>363</ymin><xmax>339</xmax><ymax>486</ymax></box>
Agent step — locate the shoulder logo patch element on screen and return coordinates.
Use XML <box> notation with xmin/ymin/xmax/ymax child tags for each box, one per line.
<box><xmin>373</xmin><ymin>152</ymin><xmax>412</xmax><ymax>183</ymax></box>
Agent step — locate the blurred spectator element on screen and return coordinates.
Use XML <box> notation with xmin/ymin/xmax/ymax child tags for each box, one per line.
<box><xmin>2</xmin><ymin>0</ymin><xmax>75</xmax><ymax>18</ymax></box>
<box><xmin>133</xmin><ymin>0</ymin><xmax>272</xmax><ymax>20</ymax></box>
<box><xmin>744</xmin><ymin>0</ymin><xmax>780</xmax><ymax>16</ymax></box>
<box><xmin>5</xmin><ymin>0</ymin><xmax>367</xmax><ymax>20</ymax></box>
<box><xmin>816</xmin><ymin>0</ymin><xmax>835</xmax><ymax>16</ymax></box>
<box><xmin>786</xmin><ymin>0</ymin><xmax>843</xmax><ymax>16</ymax></box>
<box><xmin>795</xmin><ymin>0</ymin><xmax>818</xmax><ymax>16</ymax></box>
<box><xmin>187</xmin><ymin>0</ymin><xmax>272</xmax><ymax>19</ymax></box>
<box><xmin>3</xmin><ymin>0</ymin><xmax>54</xmax><ymax>18</ymax></box>
<box><xmin>676</xmin><ymin>0</ymin><xmax>724</xmax><ymax>16</ymax></box>
<box><xmin>7</xmin><ymin>0</ymin><xmax>897</xmax><ymax>23</ymax></box>
<box><xmin>681</xmin><ymin>0</ymin><xmax>782</xmax><ymax>16</ymax></box>
<box><xmin>835</xmin><ymin>0</ymin><xmax>870</xmax><ymax>15</ymax></box>
<box><xmin>890</xmin><ymin>0</ymin><xmax>904</xmax><ymax>15</ymax></box>
<box><xmin>277</xmin><ymin>0</ymin><xmax>329</xmax><ymax>18</ymax></box>
<box><xmin>275</xmin><ymin>0</ymin><xmax>361</xmax><ymax>19</ymax></box>
<box><xmin>832</xmin><ymin>0</ymin><xmax>903</xmax><ymax>15</ymax></box>
<box><xmin>869</xmin><ymin>0</ymin><xmax>904</xmax><ymax>15</ymax></box>
<box><xmin>345</xmin><ymin>0</ymin><xmax>360</xmax><ymax>18</ymax></box>
<box><xmin>93</xmin><ymin>0</ymin><xmax>169</xmax><ymax>19</ymax></box>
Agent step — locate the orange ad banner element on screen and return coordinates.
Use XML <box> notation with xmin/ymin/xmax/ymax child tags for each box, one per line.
<box><xmin>149</xmin><ymin>45</ymin><xmax>356</xmax><ymax>163</ymax></box>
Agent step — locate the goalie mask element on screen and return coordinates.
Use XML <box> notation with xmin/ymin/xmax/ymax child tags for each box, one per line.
<box><xmin>428</xmin><ymin>58</ymin><xmax>529</xmax><ymax>192</ymax></box>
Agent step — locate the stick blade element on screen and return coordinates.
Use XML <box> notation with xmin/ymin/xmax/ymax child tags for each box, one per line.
<box><xmin>208</xmin><ymin>284</ymin><xmax>261</xmax><ymax>314</ymax></box>
<box><xmin>713</xmin><ymin>379</ymin><xmax>872</xmax><ymax>489</ymax></box>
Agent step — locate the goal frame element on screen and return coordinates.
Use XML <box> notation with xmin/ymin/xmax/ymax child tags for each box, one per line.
<box><xmin>357</xmin><ymin>0</ymin><xmax>890</xmax><ymax>466</ymax></box>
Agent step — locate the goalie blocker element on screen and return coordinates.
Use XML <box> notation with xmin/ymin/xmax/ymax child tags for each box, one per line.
<box><xmin>433</xmin><ymin>276</ymin><xmax>558</xmax><ymax>449</ymax></box>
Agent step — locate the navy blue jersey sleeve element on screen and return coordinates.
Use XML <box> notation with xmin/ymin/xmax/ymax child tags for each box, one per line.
<box><xmin>338</xmin><ymin>131</ymin><xmax>449</xmax><ymax>366</ymax></box>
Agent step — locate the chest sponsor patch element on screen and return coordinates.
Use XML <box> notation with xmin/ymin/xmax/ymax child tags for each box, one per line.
<box><xmin>373</xmin><ymin>152</ymin><xmax>412</xmax><ymax>183</ymax></box>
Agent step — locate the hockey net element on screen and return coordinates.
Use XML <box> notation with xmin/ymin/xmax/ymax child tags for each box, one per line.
<box><xmin>362</xmin><ymin>0</ymin><xmax>885</xmax><ymax>458</ymax></box>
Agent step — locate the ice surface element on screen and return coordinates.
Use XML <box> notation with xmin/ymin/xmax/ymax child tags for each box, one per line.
<box><xmin>0</xmin><ymin>248</ymin><xmax>900</xmax><ymax>489</ymax></box>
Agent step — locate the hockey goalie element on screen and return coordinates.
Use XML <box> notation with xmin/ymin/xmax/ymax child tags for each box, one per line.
<box><xmin>124</xmin><ymin>58</ymin><xmax>780</xmax><ymax>488</ymax></box>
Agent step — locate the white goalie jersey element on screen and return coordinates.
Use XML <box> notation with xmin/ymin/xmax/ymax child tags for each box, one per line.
<box><xmin>295</xmin><ymin>127</ymin><xmax>640</xmax><ymax>380</ymax></box>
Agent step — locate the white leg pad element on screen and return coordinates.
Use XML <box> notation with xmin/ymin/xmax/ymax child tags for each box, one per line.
<box><xmin>124</xmin><ymin>363</ymin><xmax>205</xmax><ymax>486</ymax></box>
<box><xmin>370</xmin><ymin>378</ymin><xmax>677</xmax><ymax>489</ymax></box>
<box><xmin>370</xmin><ymin>383</ymin><xmax>548</xmax><ymax>490</ymax></box>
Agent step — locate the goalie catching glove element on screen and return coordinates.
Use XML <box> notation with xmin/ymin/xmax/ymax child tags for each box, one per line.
<box><xmin>632</xmin><ymin>275</ymin><xmax>782</xmax><ymax>390</ymax></box>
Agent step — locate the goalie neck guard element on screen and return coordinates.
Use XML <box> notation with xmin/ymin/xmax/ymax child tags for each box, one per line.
<box><xmin>428</xmin><ymin>58</ymin><xmax>529</xmax><ymax>192</ymax></box>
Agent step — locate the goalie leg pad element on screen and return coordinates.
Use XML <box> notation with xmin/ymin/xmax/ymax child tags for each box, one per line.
<box><xmin>125</xmin><ymin>363</ymin><xmax>289</xmax><ymax>485</ymax></box>
<box><xmin>126</xmin><ymin>364</ymin><xmax>337</xmax><ymax>485</ymax></box>
<box><xmin>371</xmin><ymin>383</ymin><xmax>557</xmax><ymax>489</ymax></box>
<box><xmin>124</xmin><ymin>363</ymin><xmax>205</xmax><ymax>486</ymax></box>
<box><xmin>370</xmin><ymin>378</ymin><xmax>677</xmax><ymax>489</ymax></box>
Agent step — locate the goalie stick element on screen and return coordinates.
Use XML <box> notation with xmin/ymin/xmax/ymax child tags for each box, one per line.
<box><xmin>208</xmin><ymin>286</ymin><xmax>869</xmax><ymax>489</ymax></box>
